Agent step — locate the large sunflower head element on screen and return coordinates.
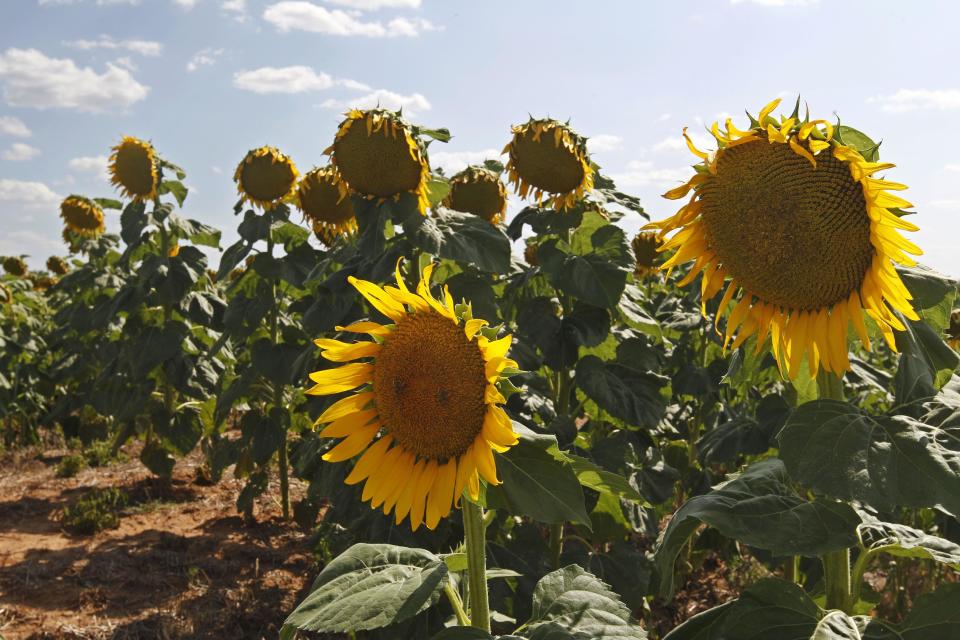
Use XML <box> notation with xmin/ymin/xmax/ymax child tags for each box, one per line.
<box><xmin>646</xmin><ymin>98</ymin><xmax>922</xmax><ymax>379</ymax></box>
<box><xmin>326</xmin><ymin>108</ymin><xmax>432</xmax><ymax>215</ymax></box>
<box><xmin>503</xmin><ymin>118</ymin><xmax>594</xmax><ymax>210</ymax></box>
<box><xmin>443</xmin><ymin>166</ymin><xmax>508</xmax><ymax>225</ymax></box>
<box><xmin>2</xmin><ymin>256</ymin><xmax>27</xmax><ymax>277</ymax></box>
<box><xmin>632</xmin><ymin>231</ymin><xmax>661</xmax><ymax>279</ymax></box>
<box><xmin>109</xmin><ymin>136</ymin><xmax>159</xmax><ymax>202</ymax></box>
<box><xmin>306</xmin><ymin>261</ymin><xmax>520</xmax><ymax>531</ymax></box>
<box><xmin>296</xmin><ymin>166</ymin><xmax>357</xmax><ymax>247</ymax></box>
<box><xmin>234</xmin><ymin>146</ymin><xmax>299</xmax><ymax>210</ymax></box>
<box><xmin>60</xmin><ymin>195</ymin><xmax>105</xmax><ymax>237</ymax></box>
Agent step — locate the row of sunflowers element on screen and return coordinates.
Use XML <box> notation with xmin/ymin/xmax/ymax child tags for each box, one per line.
<box><xmin>2</xmin><ymin>98</ymin><xmax>959</xmax><ymax>639</ymax></box>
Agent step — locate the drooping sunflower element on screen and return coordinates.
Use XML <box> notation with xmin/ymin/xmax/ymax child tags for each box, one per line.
<box><xmin>109</xmin><ymin>136</ymin><xmax>159</xmax><ymax>202</ymax></box>
<box><xmin>326</xmin><ymin>109</ymin><xmax>432</xmax><ymax>216</ymax></box>
<box><xmin>632</xmin><ymin>232</ymin><xmax>661</xmax><ymax>279</ymax></box>
<box><xmin>60</xmin><ymin>195</ymin><xmax>105</xmax><ymax>238</ymax></box>
<box><xmin>46</xmin><ymin>256</ymin><xmax>69</xmax><ymax>276</ymax></box>
<box><xmin>503</xmin><ymin>118</ymin><xmax>594</xmax><ymax>210</ymax></box>
<box><xmin>296</xmin><ymin>166</ymin><xmax>357</xmax><ymax>246</ymax></box>
<box><xmin>948</xmin><ymin>309</ymin><xmax>960</xmax><ymax>350</ymax></box>
<box><xmin>646</xmin><ymin>98</ymin><xmax>922</xmax><ymax>378</ymax></box>
<box><xmin>2</xmin><ymin>256</ymin><xmax>27</xmax><ymax>277</ymax></box>
<box><xmin>30</xmin><ymin>275</ymin><xmax>56</xmax><ymax>291</ymax></box>
<box><xmin>443</xmin><ymin>166</ymin><xmax>508</xmax><ymax>224</ymax></box>
<box><xmin>234</xmin><ymin>146</ymin><xmax>299</xmax><ymax>210</ymax></box>
<box><xmin>306</xmin><ymin>261</ymin><xmax>520</xmax><ymax>530</ymax></box>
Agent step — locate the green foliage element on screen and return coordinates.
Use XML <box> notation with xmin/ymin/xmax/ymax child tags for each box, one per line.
<box><xmin>55</xmin><ymin>453</ymin><xmax>87</xmax><ymax>478</ymax></box>
<box><xmin>61</xmin><ymin>487</ymin><xmax>129</xmax><ymax>534</ymax></box>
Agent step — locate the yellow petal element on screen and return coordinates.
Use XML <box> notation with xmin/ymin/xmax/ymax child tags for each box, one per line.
<box><xmin>349</xmin><ymin>276</ymin><xmax>406</xmax><ymax>322</ymax></box>
<box><xmin>321</xmin><ymin>421</ymin><xmax>379</xmax><ymax>462</ymax></box>
<box><xmin>319</xmin><ymin>409</ymin><xmax>379</xmax><ymax>439</ymax></box>
<box><xmin>314</xmin><ymin>338</ymin><xmax>381</xmax><ymax>362</ymax></box>
<box><xmin>307</xmin><ymin>363</ymin><xmax>373</xmax><ymax>395</ymax></box>
<box><xmin>336</xmin><ymin>321</ymin><xmax>391</xmax><ymax>337</ymax></box>
<box><xmin>345</xmin><ymin>435</ymin><xmax>392</xmax><ymax>485</ymax></box>
<box><xmin>315</xmin><ymin>391</ymin><xmax>375</xmax><ymax>424</ymax></box>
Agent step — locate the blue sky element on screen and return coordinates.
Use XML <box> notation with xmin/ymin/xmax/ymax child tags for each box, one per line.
<box><xmin>1</xmin><ymin>0</ymin><xmax>959</xmax><ymax>277</ymax></box>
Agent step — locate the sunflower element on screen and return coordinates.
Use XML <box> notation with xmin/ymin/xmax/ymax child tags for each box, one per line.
<box><xmin>306</xmin><ymin>261</ymin><xmax>520</xmax><ymax>530</ymax></box>
<box><xmin>632</xmin><ymin>232</ymin><xmax>661</xmax><ymax>279</ymax></box>
<box><xmin>326</xmin><ymin>109</ymin><xmax>432</xmax><ymax>216</ymax></box>
<box><xmin>2</xmin><ymin>256</ymin><xmax>27</xmax><ymax>277</ymax></box>
<box><xmin>109</xmin><ymin>136</ymin><xmax>159</xmax><ymax>202</ymax></box>
<box><xmin>46</xmin><ymin>256</ymin><xmax>69</xmax><ymax>276</ymax></box>
<box><xmin>60</xmin><ymin>196</ymin><xmax>105</xmax><ymax>238</ymax></box>
<box><xmin>503</xmin><ymin>118</ymin><xmax>594</xmax><ymax>210</ymax></box>
<box><xmin>524</xmin><ymin>242</ymin><xmax>539</xmax><ymax>267</ymax></box>
<box><xmin>297</xmin><ymin>166</ymin><xmax>357</xmax><ymax>246</ymax></box>
<box><xmin>234</xmin><ymin>146</ymin><xmax>299</xmax><ymax>210</ymax></box>
<box><xmin>30</xmin><ymin>275</ymin><xmax>56</xmax><ymax>291</ymax></box>
<box><xmin>646</xmin><ymin>98</ymin><xmax>922</xmax><ymax>378</ymax></box>
<box><xmin>443</xmin><ymin>166</ymin><xmax>508</xmax><ymax>224</ymax></box>
<box><xmin>948</xmin><ymin>309</ymin><xmax>960</xmax><ymax>350</ymax></box>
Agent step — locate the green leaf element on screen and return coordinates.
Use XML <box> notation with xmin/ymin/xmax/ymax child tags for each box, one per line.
<box><xmin>282</xmin><ymin>543</ymin><xmax>448</xmax><ymax>634</ymax></box>
<box><xmin>486</xmin><ymin>430</ymin><xmax>591</xmax><ymax>528</ymax></box>
<box><xmin>835</xmin><ymin>125</ymin><xmax>881</xmax><ymax>162</ymax></box>
<box><xmin>662</xmin><ymin>602</ymin><xmax>734</xmax><ymax>640</ymax></box>
<box><xmin>893</xmin><ymin>314</ymin><xmax>959</xmax><ymax>406</ymax></box>
<box><xmin>405</xmin><ymin>207</ymin><xmax>511</xmax><ymax>274</ymax></box>
<box><xmin>538</xmin><ymin>238</ymin><xmax>628</xmax><ymax>309</ymax></box>
<box><xmin>812</xmin><ymin>611</ymin><xmax>864</xmax><ymax>640</ymax></box>
<box><xmin>159</xmin><ymin>180</ymin><xmax>188</xmax><ymax>207</ymax></box>
<box><xmin>653</xmin><ymin>459</ymin><xmax>859</xmax><ymax>597</ymax></box>
<box><xmin>898</xmin><ymin>264</ymin><xmax>957</xmax><ymax>332</ymax></box>
<box><xmin>426</xmin><ymin>176</ymin><xmax>451</xmax><ymax>206</ymax></box>
<box><xmin>858</xmin><ymin>515</ymin><xmax>960</xmax><ymax>568</ymax></box>
<box><xmin>525</xmin><ymin>565</ymin><xmax>646</xmax><ymax>639</ymax></box>
<box><xmin>894</xmin><ymin>582</ymin><xmax>960</xmax><ymax>639</ymax></box>
<box><xmin>140</xmin><ymin>441</ymin><xmax>175</xmax><ymax>478</ymax></box>
<box><xmin>560</xmin><ymin>452</ymin><xmax>650</xmax><ymax>506</ymax></box>
<box><xmin>216</xmin><ymin>240</ymin><xmax>250</xmax><ymax>281</ymax></box>
<box><xmin>94</xmin><ymin>197</ymin><xmax>122</xmax><ymax>210</ymax></box>
<box><xmin>167</xmin><ymin>215</ymin><xmax>221</xmax><ymax>248</ymax></box>
<box><xmin>715</xmin><ymin>579</ymin><xmax>820</xmax><ymax>640</ymax></box>
<box><xmin>575</xmin><ymin>355</ymin><xmax>667</xmax><ymax>428</ymax></box>
<box><xmin>778</xmin><ymin>400</ymin><xmax>960</xmax><ymax>517</ymax></box>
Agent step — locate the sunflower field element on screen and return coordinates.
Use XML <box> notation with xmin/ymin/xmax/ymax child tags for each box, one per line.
<box><xmin>2</xmin><ymin>97</ymin><xmax>959</xmax><ymax>639</ymax></box>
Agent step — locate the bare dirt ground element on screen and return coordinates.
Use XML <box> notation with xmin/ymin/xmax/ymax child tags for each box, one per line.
<box><xmin>0</xmin><ymin>444</ymin><xmax>315</xmax><ymax>640</ymax></box>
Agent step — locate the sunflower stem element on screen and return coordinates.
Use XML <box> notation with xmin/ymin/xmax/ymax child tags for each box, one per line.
<box><xmin>443</xmin><ymin>582</ymin><xmax>471</xmax><ymax>627</ymax></box>
<box><xmin>266</xmin><ymin>223</ymin><xmax>291</xmax><ymax>520</ymax></box>
<box><xmin>549</xmin><ymin>523</ymin><xmax>564</xmax><ymax>570</ymax></box>
<box><xmin>462</xmin><ymin>496</ymin><xmax>490</xmax><ymax>632</ymax></box>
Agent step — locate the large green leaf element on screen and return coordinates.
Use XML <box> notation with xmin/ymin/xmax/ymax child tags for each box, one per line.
<box><xmin>538</xmin><ymin>238</ymin><xmax>629</xmax><ymax>309</ymax></box>
<box><xmin>893</xmin><ymin>314</ymin><xmax>959</xmax><ymax>406</ymax></box>
<box><xmin>575</xmin><ymin>355</ymin><xmax>668</xmax><ymax>428</ymax></box>
<box><xmin>898</xmin><ymin>264</ymin><xmax>957</xmax><ymax>332</ymax></box>
<box><xmin>282</xmin><ymin>543</ymin><xmax>448</xmax><ymax>634</ymax></box>
<box><xmin>525</xmin><ymin>565</ymin><xmax>646</xmax><ymax>639</ymax></box>
<box><xmin>858</xmin><ymin>514</ymin><xmax>960</xmax><ymax>568</ymax></box>
<box><xmin>778</xmin><ymin>400</ymin><xmax>960</xmax><ymax>517</ymax></box>
<box><xmin>486</xmin><ymin>429</ymin><xmax>591</xmax><ymax>528</ymax></box>
<box><xmin>894</xmin><ymin>583</ymin><xmax>960</xmax><ymax>640</ymax></box>
<box><xmin>560</xmin><ymin>452</ymin><xmax>649</xmax><ymax>506</ymax></box>
<box><xmin>653</xmin><ymin>459</ymin><xmax>858</xmax><ymax>597</ymax></box>
<box><xmin>405</xmin><ymin>207</ymin><xmax>511</xmax><ymax>273</ymax></box>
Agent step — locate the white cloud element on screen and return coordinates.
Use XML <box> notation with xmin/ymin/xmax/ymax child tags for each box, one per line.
<box><xmin>652</xmin><ymin>131</ymin><xmax>715</xmax><ymax>154</ymax></box>
<box><xmin>586</xmin><ymin>134</ymin><xmax>622</xmax><ymax>153</ymax></box>
<box><xmin>222</xmin><ymin>0</ymin><xmax>247</xmax><ymax>21</ymax></box>
<box><xmin>64</xmin><ymin>36</ymin><xmax>162</xmax><ymax>56</ymax></box>
<box><xmin>40</xmin><ymin>0</ymin><xmax>141</xmax><ymax>4</ymax></box>
<box><xmin>730</xmin><ymin>0</ymin><xmax>819</xmax><ymax>5</ymax></box>
<box><xmin>945</xmin><ymin>164</ymin><xmax>960</xmax><ymax>172</ymax></box>
<box><xmin>324</xmin><ymin>0</ymin><xmax>421</xmax><ymax>8</ymax></box>
<box><xmin>211</xmin><ymin>165</ymin><xmax>223</xmax><ymax>174</ymax></box>
<box><xmin>0</xmin><ymin>178</ymin><xmax>60</xmax><ymax>209</ymax></box>
<box><xmin>429</xmin><ymin>148</ymin><xmax>500</xmax><ymax>174</ymax></box>
<box><xmin>320</xmin><ymin>89</ymin><xmax>430</xmax><ymax>115</ymax></box>
<box><xmin>264</xmin><ymin>1</ymin><xmax>437</xmax><ymax>37</ymax></box>
<box><xmin>0</xmin><ymin>116</ymin><xmax>31</xmax><ymax>137</ymax></box>
<box><xmin>2</xmin><ymin>142</ymin><xmax>41</xmax><ymax>161</ymax></box>
<box><xmin>0</xmin><ymin>48</ymin><xmax>148</xmax><ymax>112</ymax></box>
<box><xmin>186</xmin><ymin>47</ymin><xmax>225</xmax><ymax>72</ymax></box>
<box><xmin>868</xmin><ymin>89</ymin><xmax>960</xmax><ymax>113</ymax></box>
<box><xmin>337</xmin><ymin>78</ymin><xmax>371</xmax><ymax>91</ymax></box>
<box><xmin>0</xmin><ymin>230</ymin><xmax>65</xmax><ymax>261</ymax></box>
<box><xmin>610</xmin><ymin>160</ymin><xmax>691</xmax><ymax>187</ymax></box>
<box><xmin>233</xmin><ymin>65</ymin><xmax>333</xmax><ymax>93</ymax></box>
<box><xmin>173</xmin><ymin>0</ymin><xmax>197</xmax><ymax>7</ymax></box>
<box><xmin>68</xmin><ymin>155</ymin><xmax>110</xmax><ymax>181</ymax></box>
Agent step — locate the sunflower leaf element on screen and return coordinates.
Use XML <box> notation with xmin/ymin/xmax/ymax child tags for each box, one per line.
<box><xmin>778</xmin><ymin>400</ymin><xmax>960</xmax><ymax>517</ymax></box>
<box><xmin>282</xmin><ymin>543</ymin><xmax>448</xmax><ymax>634</ymax></box>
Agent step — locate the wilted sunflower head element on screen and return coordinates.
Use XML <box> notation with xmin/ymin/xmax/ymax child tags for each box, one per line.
<box><xmin>46</xmin><ymin>256</ymin><xmax>69</xmax><ymax>275</ymax></box>
<box><xmin>234</xmin><ymin>146</ymin><xmax>299</xmax><ymax>210</ymax></box>
<box><xmin>30</xmin><ymin>274</ymin><xmax>56</xmax><ymax>291</ymax></box>
<box><xmin>109</xmin><ymin>136</ymin><xmax>159</xmax><ymax>202</ymax></box>
<box><xmin>948</xmin><ymin>309</ymin><xmax>960</xmax><ymax>349</ymax></box>
<box><xmin>524</xmin><ymin>243</ymin><xmax>539</xmax><ymax>267</ymax></box>
<box><xmin>60</xmin><ymin>195</ymin><xmax>105</xmax><ymax>237</ymax></box>
<box><xmin>2</xmin><ymin>256</ymin><xmax>27</xmax><ymax>277</ymax></box>
<box><xmin>646</xmin><ymin>98</ymin><xmax>922</xmax><ymax>379</ymax></box>
<box><xmin>503</xmin><ymin>118</ymin><xmax>594</xmax><ymax>210</ymax></box>
<box><xmin>443</xmin><ymin>166</ymin><xmax>508</xmax><ymax>224</ymax></box>
<box><xmin>632</xmin><ymin>232</ymin><xmax>661</xmax><ymax>278</ymax></box>
<box><xmin>327</xmin><ymin>108</ymin><xmax>432</xmax><ymax>215</ymax></box>
<box><xmin>306</xmin><ymin>260</ymin><xmax>520</xmax><ymax>531</ymax></box>
<box><xmin>297</xmin><ymin>166</ymin><xmax>357</xmax><ymax>246</ymax></box>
